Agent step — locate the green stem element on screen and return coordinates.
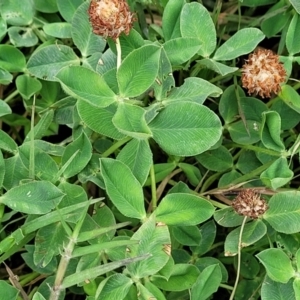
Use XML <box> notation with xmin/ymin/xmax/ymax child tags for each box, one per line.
<box><xmin>229</xmin><ymin>216</ymin><xmax>247</xmax><ymax>300</ymax></box>
<box><xmin>49</xmin><ymin>203</ymin><xmax>90</xmax><ymax>300</ymax></box>
<box><xmin>101</xmin><ymin>136</ymin><xmax>131</xmax><ymax>158</ymax></box>
<box><xmin>200</xmin><ymin>172</ymin><xmax>223</xmax><ymax>193</ymax></box>
<box><xmin>19</xmin><ymin>272</ymin><xmax>40</xmax><ymax>286</ymax></box>
<box><xmin>230</xmin><ymin>160</ymin><xmax>274</xmax><ymax>185</ymax></box>
<box><xmin>224</xmin><ymin>143</ymin><xmax>284</xmax><ymax>157</ymax></box>
<box><xmin>4</xmin><ymin>90</ymin><xmax>18</xmax><ymax>103</ymax></box>
<box><xmin>150</xmin><ymin>164</ymin><xmax>157</xmax><ymax>211</ymax></box>
<box><xmin>116</xmin><ymin>37</ymin><xmax>122</xmax><ymax>70</ymax></box>
<box><xmin>29</xmin><ymin>95</ymin><xmax>36</xmax><ymax>180</ymax></box>
<box><xmin>208</xmin><ymin>199</ymin><xmax>228</xmax><ymax>209</ymax></box>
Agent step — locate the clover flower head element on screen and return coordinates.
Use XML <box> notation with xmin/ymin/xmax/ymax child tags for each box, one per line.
<box><xmin>232</xmin><ymin>189</ymin><xmax>268</xmax><ymax>219</ymax></box>
<box><xmin>241</xmin><ymin>49</ymin><xmax>286</xmax><ymax>98</ymax></box>
<box><xmin>88</xmin><ymin>0</ymin><xmax>135</xmax><ymax>40</ymax></box>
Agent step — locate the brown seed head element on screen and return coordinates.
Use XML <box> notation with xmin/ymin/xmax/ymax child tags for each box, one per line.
<box><xmin>241</xmin><ymin>49</ymin><xmax>286</xmax><ymax>98</ymax></box>
<box><xmin>88</xmin><ymin>0</ymin><xmax>135</xmax><ymax>40</ymax></box>
<box><xmin>232</xmin><ymin>189</ymin><xmax>268</xmax><ymax>219</ymax></box>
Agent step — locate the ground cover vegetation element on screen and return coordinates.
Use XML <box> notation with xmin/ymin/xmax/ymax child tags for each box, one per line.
<box><xmin>0</xmin><ymin>0</ymin><xmax>300</xmax><ymax>299</ymax></box>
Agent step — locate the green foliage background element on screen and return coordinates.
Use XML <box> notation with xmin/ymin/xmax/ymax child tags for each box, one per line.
<box><xmin>0</xmin><ymin>0</ymin><xmax>300</xmax><ymax>299</ymax></box>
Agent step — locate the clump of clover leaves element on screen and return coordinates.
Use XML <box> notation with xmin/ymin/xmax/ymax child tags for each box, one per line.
<box><xmin>0</xmin><ymin>0</ymin><xmax>300</xmax><ymax>300</ymax></box>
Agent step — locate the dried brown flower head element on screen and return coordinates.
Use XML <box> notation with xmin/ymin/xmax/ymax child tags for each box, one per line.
<box><xmin>241</xmin><ymin>49</ymin><xmax>286</xmax><ymax>98</ymax></box>
<box><xmin>88</xmin><ymin>0</ymin><xmax>135</xmax><ymax>40</ymax></box>
<box><xmin>232</xmin><ymin>189</ymin><xmax>268</xmax><ymax>219</ymax></box>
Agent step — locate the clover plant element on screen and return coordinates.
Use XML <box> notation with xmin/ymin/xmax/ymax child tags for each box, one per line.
<box><xmin>1</xmin><ymin>0</ymin><xmax>300</xmax><ymax>299</ymax></box>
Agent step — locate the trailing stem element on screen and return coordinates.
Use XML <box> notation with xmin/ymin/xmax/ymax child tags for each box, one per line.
<box><xmin>229</xmin><ymin>216</ymin><xmax>247</xmax><ymax>300</ymax></box>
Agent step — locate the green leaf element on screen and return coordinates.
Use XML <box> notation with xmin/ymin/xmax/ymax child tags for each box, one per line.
<box><xmin>163</xmin><ymin>37</ymin><xmax>201</xmax><ymax>65</ymax></box>
<box><xmin>263</xmin><ymin>191</ymin><xmax>300</xmax><ymax>234</ymax></box>
<box><xmin>0</xmin><ymin>151</ymin><xmax>4</xmax><ymax>188</ymax></box>
<box><xmin>56</xmin><ymin>66</ymin><xmax>116</xmax><ymax>107</ymax></box>
<box><xmin>218</xmin><ymin>170</ymin><xmax>241</xmax><ymax>187</ymax></box>
<box><xmin>0</xmin><ymin>68</ymin><xmax>13</xmax><ymax>85</ymax></box>
<box><xmin>290</xmin><ymin>0</ymin><xmax>300</xmax><ymax>14</ymax></box>
<box><xmin>0</xmin><ymin>45</ymin><xmax>26</xmax><ymax>72</ymax></box>
<box><xmin>237</xmin><ymin>151</ymin><xmax>262</xmax><ymax>174</ymax></box>
<box><xmin>261</xmin><ymin>276</ymin><xmax>295</xmax><ymax>300</ymax></box>
<box><xmin>112</xmin><ymin>103</ymin><xmax>152</xmax><ymax>139</ymax></box>
<box><xmin>240</xmin><ymin>97</ymin><xmax>269</xmax><ymax>121</ymax></box>
<box><xmin>19</xmin><ymin>143</ymin><xmax>59</xmax><ymax>182</ymax></box>
<box><xmin>72</xmin><ymin>1</ymin><xmax>106</xmax><ymax>57</ymax></box>
<box><xmin>34</xmin><ymin>223</ymin><xmax>68</xmax><ymax>267</ymax></box>
<box><xmin>32</xmin><ymin>292</ymin><xmax>46</xmax><ymax>300</ymax></box>
<box><xmin>8</xmin><ymin>26</ymin><xmax>38</xmax><ymax>47</ymax></box>
<box><xmin>25</xmin><ymin>110</ymin><xmax>54</xmax><ymax>141</ymax></box>
<box><xmin>191</xmin><ymin>264</ymin><xmax>222</xmax><ymax>300</ymax></box>
<box><xmin>294</xmin><ymin>278</ymin><xmax>300</xmax><ymax>300</ymax></box>
<box><xmin>228</xmin><ymin>120</ymin><xmax>261</xmax><ymax>145</ymax></box>
<box><xmin>3</xmin><ymin>155</ymin><xmax>28</xmax><ymax>190</ymax></box>
<box><xmin>0</xmin><ymin>281</ymin><xmax>19</xmax><ymax>300</ymax></box>
<box><xmin>62</xmin><ymin>131</ymin><xmax>92</xmax><ymax>178</ymax></box>
<box><xmin>195</xmin><ymin>257</ymin><xmax>228</xmax><ymax>283</ymax></box>
<box><xmin>213</xmin><ymin>28</ymin><xmax>265</xmax><ymax>61</ymax></box>
<box><xmin>196</xmin><ymin>146</ymin><xmax>233</xmax><ymax>172</ymax></box>
<box><xmin>33</xmin><ymin>0</ymin><xmax>57</xmax><ymax>13</ymax></box>
<box><xmin>156</xmin><ymin>193</ymin><xmax>214</xmax><ymax>226</ymax></box>
<box><xmin>271</xmin><ymin>99</ymin><xmax>300</xmax><ymax>130</ymax></box>
<box><xmin>197</xmin><ymin>58</ymin><xmax>238</xmax><ymax>76</ymax></box>
<box><xmin>214</xmin><ymin>207</ymin><xmax>245</xmax><ymax>227</ymax></box>
<box><xmin>57</xmin><ymin>0</ymin><xmax>84</xmax><ymax>23</ymax></box>
<box><xmin>61</xmin><ymin>255</ymin><xmax>148</xmax><ymax>289</ymax></box>
<box><xmin>148</xmin><ymin>284</ymin><xmax>169</xmax><ymax>300</ymax></box>
<box><xmin>136</xmin><ymin>282</ymin><xmax>160</xmax><ymax>300</ymax></box>
<box><xmin>149</xmin><ymin>102</ymin><xmax>222</xmax><ymax>156</ymax></box>
<box><xmin>190</xmin><ymin>220</ymin><xmax>216</xmax><ymax>256</ymax></box>
<box><xmin>279</xmin><ymin>84</ymin><xmax>300</xmax><ymax>113</ymax></box>
<box><xmin>151</xmin><ymin>264</ymin><xmax>200</xmax><ymax>291</ymax></box>
<box><xmin>260</xmin><ymin>157</ymin><xmax>293</xmax><ymax>189</ymax></box>
<box><xmin>0</xmin><ymin>129</ymin><xmax>18</xmax><ymax>153</ymax></box>
<box><xmin>118</xmin><ymin>29</ymin><xmax>145</xmax><ymax>59</ymax></box>
<box><xmin>16</xmin><ymin>74</ymin><xmax>42</xmax><ymax>100</ymax></box>
<box><xmin>144</xmin><ymin>162</ymin><xmax>176</xmax><ymax>186</ymax></box>
<box><xmin>162</xmin><ymin>0</ymin><xmax>184</xmax><ymax>41</ymax></box>
<box><xmin>126</xmin><ymin>216</ymin><xmax>170</xmax><ymax>278</ymax></box>
<box><xmin>296</xmin><ymin>249</ymin><xmax>300</xmax><ymax>272</ymax></box>
<box><xmin>117</xmin><ymin>44</ymin><xmax>161</xmax><ymax>98</ymax></box>
<box><xmin>286</xmin><ymin>13</ymin><xmax>300</xmax><ymax>55</ymax></box>
<box><xmin>219</xmin><ymin>85</ymin><xmax>244</xmax><ymax>124</ymax></box>
<box><xmin>27</xmin><ymin>45</ymin><xmax>80</xmax><ymax>81</ymax></box>
<box><xmin>256</xmin><ymin>249</ymin><xmax>295</xmax><ymax>283</ymax></box>
<box><xmin>0</xmin><ymin>0</ymin><xmax>34</xmax><ymax>25</ymax></box>
<box><xmin>225</xmin><ymin>220</ymin><xmax>267</xmax><ymax>256</ymax></box>
<box><xmin>241</xmin><ymin>0</ymin><xmax>276</xmax><ymax>6</ymax></box>
<box><xmin>0</xmin><ymin>181</ymin><xmax>64</xmax><ymax>214</ymax></box>
<box><xmin>117</xmin><ymin>139</ymin><xmax>152</xmax><ymax>186</ymax></box>
<box><xmin>261</xmin><ymin>2</ymin><xmax>290</xmax><ymax>38</ymax></box>
<box><xmin>166</xmin><ymin>77</ymin><xmax>222</xmax><ymax>104</ymax></box>
<box><xmin>0</xmin><ymin>17</ymin><xmax>6</xmax><ymax>41</ymax></box>
<box><xmin>261</xmin><ymin>111</ymin><xmax>285</xmax><ymax>152</ymax></box>
<box><xmin>152</xmin><ymin>48</ymin><xmax>175</xmax><ymax>101</ymax></box>
<box><xmin>21</xmin><ymin>199</ymin><xmax>99</xmax><ymax>235</ymax></box>
<box><xmin>236</xmin><ymin>252</ymin><xmax>260</xmax><ymax>279</ymax></box>
<box><xmin>96</xmin><ymin>49</ymin><xmax>116</xmax><ymax>75</ymax></box>
<box><xmin>100</xmin><ymin>158</ymin><xmax>146</xmax><ymax>219</ymax></box>
<box><xmin>95</xmin><ymin>274</ymin><xmax>132</xmax><ymax>300</ymax></box>
<box><xmin>171</xmin><ymin>226</ymin><xmax>201</xmax><ymax>246</ymax></box>
<box><xmin>180</xmin><ymin>2</ymin><xmax>216</xmax><ymax>57</ymax></box>
<box><xmin>43</xmin><ymin>22</ymin><xmax>72</xmax><ymax>39</ymax></box>
<box><xmin>178</xmin><ymin>163</ymin><xmax>202</xmax><ymax>187</ymax></box>
<box><xmin>77</xmin><ymin>100</ymin><xmax>125</xmax><ymax>140</ymax></box>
